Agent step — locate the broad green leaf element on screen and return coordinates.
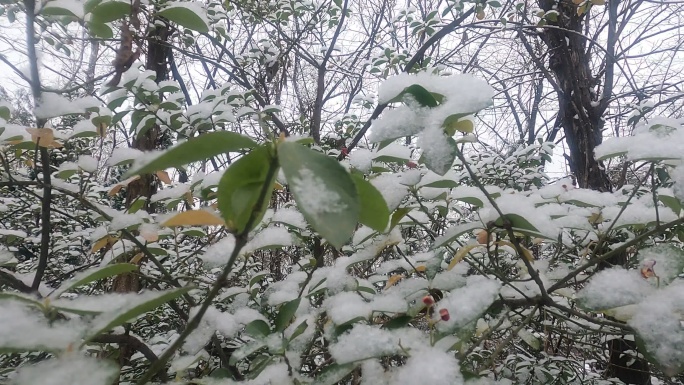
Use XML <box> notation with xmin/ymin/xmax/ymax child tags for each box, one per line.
<box><xmin>421</xmin><ymin>180</ymin><xmax>459</xmax><ymax>189</ymax></box>
<box><xmin>125</xmin><ymin>131</ymin><xmax>257</xmax><ymax>177</ymax></box>
<box><xmin>351</xmin><ymin>174</ymin><xmax>389</xmax><ymax>232</ymax></box>
<box><xmin>244</xmin><ymin>320</ymin><xmax>271</xmax><ymax>338</ymax></box>
<box><xmin>494</xmin><ymin>214</ymin><xmax>549</xmax><ymax>239</ymax></box>
<box><xmin>158</xmin><ymin>4</ymin><xmax>209</xmax><ymax>33</ymax></box>
<box><xmin>288</xmin><ymin>320</ymin><xmax>308</xmax><ymax>342</ymax></box>
<box><xmin>90</xmin><ymin>0</ymin><xmax>130</xmax><ymax>22</ymax></box>
<box><xmin>84</xmin><ymin>287</ymin><xmax>192</xmax><ymax>342</ymax></box>
<box><xmin>217</xmin><ymin>146</ymin><xmax>277</xmax><ymax>232</ymax></box>
<box><xmin>312</xmin><ymin>363</ymin><xmax>358</xmax><ymax>385</ymax></box>
<box><xmin>41</xmin><ymin>3</ymin><xmax>81</xmax><ymax>18</ymax></box>
<box><xmin>443</xmin><ymin>114</ymin><xmax>474</xmax><ymax>135</ymax></box>
<box><xmin>0</xmin><ymin>106</ymin><xmax>10</xmax><ymax>121</ymax></box>
<box><xmin>50</xmin><ymin>264</ymin><xmax>138</xmax><ymax>299</ymax></box>
<box><xmin>387</xmin><ymin>84</ymin><xmax>441</xmax><ymax>108</ymax></box>
<box><xmin>382</xmin><ymin>314</ymin><xmax>413</xmax><ymax>329</ymax></box>
<box><xmin>659</xmin><ymin>194</ymin><xmax>682</xmax><ymax>216</ymax></box>
<box><xmin>229</xmin><ymin>341</ymin><xmax>266</xmax><ymax>365</ymax></box>
<box><xmin>432</xmin><ymin>222</ymin><xmax>481</xmax><ymax>249</ymax></box>
<box><xmin>389</xmin><ymin>207</ymin><xmax>411</xmax><ymax>230</ymax></box>
<box><xmin>278</xmin><ymin>142</ymin><xmax>359</xmax><ymax>248</ymax></box>
<box><xmin>275</xmin><ymin>298</ymin><xmax>301</xmax><ymax>332</ymax></box>
<box><xmin>518</xmin><ymin>329</ymin><xmax>541</xmax><ymax>350</ymax></box>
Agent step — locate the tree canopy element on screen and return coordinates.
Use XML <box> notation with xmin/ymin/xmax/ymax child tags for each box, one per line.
<box><xmin>0</xmin><ymin>0</ymin><xmax>683</xmax><ymax>384</ymax></box>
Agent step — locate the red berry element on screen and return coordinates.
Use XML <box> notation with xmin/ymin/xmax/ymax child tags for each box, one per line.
<box><xmin>439</xmin><ymin>308</ymin><xmax>450</xmax><ymax>321</ymax></box>
<box><xmin>406</xmin><ymin>161</ymin><xmax>417</xmax><ymax>169</ymax></box>
<box><xmin>422</xmin><ymin>295</ymin><xmax>435</xmax><ymax>306</ymax></box>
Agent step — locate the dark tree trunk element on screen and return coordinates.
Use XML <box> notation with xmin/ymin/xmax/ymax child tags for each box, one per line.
<box><xmin>535</xmin><ymin>1</ymin><xmax>650</xmax><ymax>383</ymax></box>
<box><xmin>537</xmin><ymin>0</ymin><xmax>611</xmax><ymax>192</ymax></box>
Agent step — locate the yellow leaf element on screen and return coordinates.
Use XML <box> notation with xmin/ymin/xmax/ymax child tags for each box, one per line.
<box><xmin>108</xmin><ymin>184</ymin><xmax>124</xmax><ymax>197</ymax></box>
<box><xmin>108</xmin><ymin>176</ymin><xmax>140</xmax><ymax>196</ymax></box>
<box><xmin>26</xmin><ymin>128</ymin><xmax>61</xmax><ymax>148</ymax></box>
<box><xmin>385</xmin><ymin>274</ymin><xmax>403</xmax><ymax>289</ymax></box>
<box><xmin>184</xmin><ymin>191</ymin><xmax>194</xmax><ymax>206</ymax></box>
<box><xmin>161</xmin><ymin>210</ymin><xmax>225</xmax><ymax>227</ymax></box>
<box><xmin>156</xmin><ymin>170</ymin><xmax>172</xmax><ymax>184</ymax></box>
<box><xmin>274</xmin><ymin>182</ymin><xmax>284</xmax><ymax>191</ymax></box>
<box><xmin>447</xmin><ymin>119</ymin><xmax>474</xmax><ymax>134</ymax></box>
<box><xmin>448</xmin><ymin>244</ymin><xmax>482</xmax><ymax>270</ymax></box>
<box><xmin>591</xmin><ymin>0</ymin><xmax>605</xmax><ymax>4</ymax></box>
<box><xmin>92</xmin><ymin>235</ymin><xmax>118</xmax><ymax>253</ymax></box>
<box><xmin>476</xmin><ymin>229</ymin><xmax>490</xmax><ymax>245</ymax></box>
<box><xmin>496</xmin><ymin>241</ymin><xmax>534</xmax><ymax>262</ymax></box>
<box><xmin>140</xmin><ymin>227</ymin><xmax>159</xmax><ymax>242</ymax></box>
<box><xmin>414</xmin><ymin>265</ymin><xmax>426</xmax><ymax>272</ymax></box>
<box><xmin>129</xmin><ymin>253</ymin><xmax>145</xmax><ymax>265</ymax></box>
<box><xmin>97</xmin><ymin>122</ymin><xmax>108</xmax><ymax>137</ymax></box>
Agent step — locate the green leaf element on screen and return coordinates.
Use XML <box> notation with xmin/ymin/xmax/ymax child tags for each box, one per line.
<box><xmin>41</xmin><ymin>4</ymin><xmax>81</xmax><ymax>17</ymax></box>
<box><xmin>312</xmin><ymin>363</ymin><xmax>358</xmax><ymax>385</ymax></box>
<box><xmin>518</xmin><ymin>329</ymin><xmax>541</xmax><ymax>350</ymax></box>
<box><xmin>90</xmin><ymin>0</ymin><xmax>130</xmax><ymax>22</ymax></box>
<box><xmin>389</xmin><ymin>207</ymin><xmax>411</xmax><ymax>230</ymax></box>
<box><xmin>229</xmin><ymin>341</ymin><xmax>266</xmax><ymax>365</ymax></box>
<box><xmin>278</xmin><ymin>142</ymin><xmax>359</xmax><ymax>248</ymax></box>
<box><xmin>0</xmin><ymin>105</ymin><xmax>10</xmax><ymax>121</ymax></box>
<box><xmin>125</xmin><ymin>131</ymin><xmax>257</xmax><ymax>177</ymax></box>
<box><xmin>659</xmin><ymin>194</ymin><xmax>682</xmax><ymax>216</ymax></box>
<box><xmin>210</xmin><ymin>368</ymin><xmax>233</xmax><ymax>378</ymax></box>
<box><xmin>382</xmin><ymin>314</ymin><xmax>413</xmax><ymax>329</ymax></box>
<box><xmin>288</xmin><ymin>320</ymin><xmax>308</xmax><ymax>342</ymax></box>
<box><xmin>494</xmin><ymin>214</ymin><xmax>548</xmax><ymax>238</ymax></box>
<box><xmin>387</xmin><ymin>84</ymin><xmax>440</xmax><ymax>107</ymax></box>
<box><xmin>275</xmin><ymin>298</ymin><xmax>301</xmax><ymax>332</ymax></box>
<box><xmin>351</xmin><ymin>174</ymin><xmax>389</xmax><ymax>232</ymax></box>
<box><xmin>443</xmin><ymin>114</ymin><xmax>474</xmax><ymax>135</ymax></box>
<box><xmin>158</xmin><ymin>5</ymin><xmax>209</xmax><ymax>33</ymax></box>
<box><xmin>421</xmin><ymin>180</ymin><xmax>459</xmax><ymax>189</ymax></box>
<box><xmin>50</xmin><ymin>264</ymin><xmax>138</xmax><ymax>299</ymax></box>
<box><xmin>217</xmin><ymin>146</ymin><xmax>277</xmax><ymax>232</ymax></box>
<box><xmin>84</xmin><ymin>287</ymin><xmax>192</xmax><ymax>342</ymax></box>
<box><xmin>244</xmin><ymin>320</ymin><xmax>271</xmax><ymax>338</ymax></box>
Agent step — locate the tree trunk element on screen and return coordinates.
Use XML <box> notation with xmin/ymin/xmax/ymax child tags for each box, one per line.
<box><xmin>537</xmin><ymin>0</ymin><xmax>611</xmax><ymax>192</ymax></box>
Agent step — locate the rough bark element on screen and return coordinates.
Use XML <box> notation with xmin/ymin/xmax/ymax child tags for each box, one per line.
<box><xmin>537</xmin><ymin>0</ymin><xmax>611</xmax><ymax>192</ymax></box>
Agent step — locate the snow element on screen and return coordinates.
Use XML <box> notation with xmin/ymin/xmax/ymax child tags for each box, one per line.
<box><xmin>289</xmin><ymin>168</ymin><xmax>347</xmax><ymax>214</ymax></box>
<box><xmin>243</xmin><ymin>226</ymin><xmax>296</xmax><ymax>254</ymax></box>
<box><xmin>13</xmin><ymin>355</ymin><xmax>118</xmax><ymax>385</ymax></box>
<box><xmin>77</xmin><ymin>155</ymin><xmax>98</xmax><ymax>173</ymax></box>
<box><xmin>418</xmin><ymin>125</ymin><xmax>455</xmax><ymax>173</ymax></box>
<box><xmin>107</xmin><ymin>147</ymin><xmax>143</xmax><ymax>166</ymax></box>
<box><xmin>324</xmin><ymin>292</ymin><xmax>370</xmax><ymax>324</ymax></box>
<box><xmin>330</xmin><ymin>324</ymin><xmax>403</xmax><ymax>363</ymax></box>
<box><xmin>0</xmin><ymin>300</ymin><xmax>83</xmax><ymax>351</ymax></box>
<box><xmin>349</xmin><ymin>148</ymin><xmax>374</xmax><ymax>172</ymax></box>
<box><xmin>150</xmin><ymin>184</ymin><xmax>190</xmax><ymax>203</ymax></box>
<box><xmin>34</xmin><ymin>94</ymin><xmax>100</xmax><ymax>119</ymax></box>
<box><xmin>434</xmin><ymin>276</ymin><xmax>501</xmax><ymax>332</ymax></box>
<box><xmin>201</xmin><ymin>234</ymin><xmax>236</xmax><ymax>266</ymax></box>
<box><xmin>628</xmin><ymin>282</ymin><xmax>684</xmax><ymax>375</ymax></box>
<box><xmin>369</xmin><ymin>173</ymin><xmax>409</xmax><ymax>211</ymax></box>
<box><xmin>391</xmin><ymin>348</ymin><xmax>464</xmax><ymax>385</ymax></box>
<box><xmin>70</xmin><ymin>120</ymin><xmax>98</xmax><ymax>137</ymax></box>
<box><xmin>577</xmin><ymin>268</ymin><xmax>654</xmax><ymax>310</ymax></box>
<box><xmin>271</xmin><ymin>207</ymin><xmax>307</xmax><ymax>229</ymax></box>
